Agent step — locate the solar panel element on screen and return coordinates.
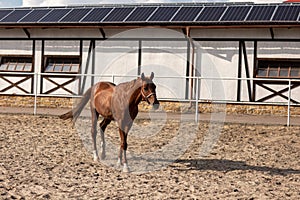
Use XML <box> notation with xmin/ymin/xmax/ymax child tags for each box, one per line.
<box><xmin>19</xmin><ymin>9</ymin><xmax>51</xmax><ymax>22</ymax></box>
<box><xmin>103</xmin><ymin>7</ymin><xmax>134</xmax><ymax>22</ymax></box>
<box><xmin>220</xmin><ymin>6</ymin><xmax>251</xmax><ymax>21</ymax></box>
<box><xmin>171</xmin><ymin>6</ymin><xmax>203</xmax><ymax>21</ymax></box>
<box><xmin>0</xmin><ymin>3</ymin><xmax>299</xmax><ymax>25</ymax></box>
<box><xmin>125</xmin><ymin>7</ymin><xmax>157</xmax><ymax>22</ymax></box>
<box><xmin>60</xmin><ymin>8</ymin><xmax>91</xmax><ymax>22</ymax></box>
<box><xmin>1</xmin><ymin>9</ymin><xmax>31</xmax><ymax>22</ymax></box>
<box><xmin>148</xmin><ymin>7</ymin><xmax>180</xmax><ymax>21</ymax></box>
<box><xmin>272</xmin><ymin>5</ymin><xmax>300</xmax><ymax>21</ymax></box>
<box><xmin>0</xmin><ymin>10</ymin><xmax>13</xmax><ymax>21</ymax></box>
<box><xmin>81</xmin><ymin>8</ymin><xmax>112</xmax><ymax>22</ymax></box>
<box><xmin>246</xmin><ymin>5</ymin><xmax>276</xmax><ymax>21</ymax></box>
<box><xmin>39</xmin><ymin>9</ymin><xmax>71</xmax><ymax>22</ymax></box>
<box><xmin>196</xmin><ymin>6</ymin><xmax>227</xmax><ymax>21</ymax></box>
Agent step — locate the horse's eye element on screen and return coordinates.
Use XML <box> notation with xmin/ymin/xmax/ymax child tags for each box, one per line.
<box><xmin>144</xmin><ymin>87</ymin><xmax>148</xmax><ymax>91</ymax></box>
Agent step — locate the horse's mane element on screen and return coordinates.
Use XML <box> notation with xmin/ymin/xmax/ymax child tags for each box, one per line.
<box><xmin>116</xmin><ymin>78</ymin><xmax>141</xmax><ymax>91</ymax></box>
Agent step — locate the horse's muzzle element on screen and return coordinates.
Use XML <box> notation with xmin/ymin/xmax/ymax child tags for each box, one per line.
<box><xmin>152</xmin><ymin>100</ymin><xmax>160</xmax><ymax>110</ymax></box>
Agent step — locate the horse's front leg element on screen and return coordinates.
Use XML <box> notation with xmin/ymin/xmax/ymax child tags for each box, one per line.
<box><xmin>118</xmin><ymin>127</ymin><xmax>130</xmax><ymax>172</ymax></box>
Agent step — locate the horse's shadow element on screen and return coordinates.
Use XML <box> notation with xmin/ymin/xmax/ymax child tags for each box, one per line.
<box><xmin>173</xmin><ymin>159</ymin><xmax>300</xmax><ymax>176</ymax></box>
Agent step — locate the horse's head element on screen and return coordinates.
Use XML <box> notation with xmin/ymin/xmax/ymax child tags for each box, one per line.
<box><xmin>141</xmin><ymin>72</ymin><xmax>159</xmax><ymax>110</ymax></box>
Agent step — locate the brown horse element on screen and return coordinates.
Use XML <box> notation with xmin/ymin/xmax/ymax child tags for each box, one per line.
<box><xmin>60</xmin><ymin>72</ymin><xmax>159</xmax><ymax>172</ymax></box>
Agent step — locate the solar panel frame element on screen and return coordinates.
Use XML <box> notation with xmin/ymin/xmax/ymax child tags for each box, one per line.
<box><xmin>39</xmin><ymin>8</ymin><xmax>71</xmax><ymax>22</ymax></box>
<box><xmin>60</xmin><ymin>8</ymin><xmax>92</xmax><ymax>22</ymax></box>
<box><xmin>81</xmin><ymin>7</ymin><xmax>113</xmax><ymax>22</ymax></box>
<box><xmin>19</xmin><ymin>9</ymin><xmax>51</xmax><ymax>22</ymax></box>
<box><xmin>272</xmin><ymin>5</ymin><xmax>300</xmax><ymax>21</ymax></box>
<box><xmin>0</xmin><ymin>10</ymin><xmax>14</xmax><ymax>21</ymax></box>
<box><xmin>196</xmin><ymin>6</ymin><xmax>227</xmax><ymax>22</ymax></box>
<box><xmin>220</xmin><ymin>6</ymin><xmax>252</xmax><ymax>21</ymax></box>
<box><xmin>245</xmin><ymin>5</ymin><xmax>277</xmax><ymax>21</ymax></box>
<box><xmin>171</xmin><ymin>6</ymin><xmax>204</xmax><ymax>22</ymax></box>
<box><xmin>125</xmin><ymin>6</ymin><xmax>157</xmax><ymax>22</ymax></box>
<box><xmin>103</xmin><ymin>7</ymin><xmax>134</xmax><ymax>22</ymax></box>
<box><xmin>148</xmin><ymin>6</ymin><xmax>180</xmax><ymax>22</ymax></box>
<box><xmin>0</xmin><ymin>9</ymin><xmax>32</xmax><ymax>22</ymax></box>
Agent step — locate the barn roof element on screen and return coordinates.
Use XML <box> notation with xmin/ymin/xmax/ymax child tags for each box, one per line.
<box><xmin>0</xmin><ymin>2</ymin><xmax>300</xmax><ymax>28</ymax></box>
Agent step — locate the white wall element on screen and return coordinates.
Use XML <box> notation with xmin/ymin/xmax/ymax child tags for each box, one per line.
<box><xmin>0</xmin><ymin>27</ymin><xmax>299</xmax><ymax>103</ymax></box>
<box><xmin>256</xmin><ymin>41</ymin><xmax>300</xmax><ymax>103</ymax></box>
<box><xmin>0</xmin><ymin>40</ymin><xmax>33</xmax><ymax>94</ymax></box>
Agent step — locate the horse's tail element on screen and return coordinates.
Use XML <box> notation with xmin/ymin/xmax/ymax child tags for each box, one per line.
<box><xmin>60</xmin><ymin>87</ymin><xmax>92</xmax><ymax>122</ymax></box>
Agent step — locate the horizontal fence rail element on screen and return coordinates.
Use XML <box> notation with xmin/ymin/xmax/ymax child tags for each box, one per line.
<box><xmin>0</xmin><ymin>71</ymin><xmax>299</xmax><ymax>126</ymax></box>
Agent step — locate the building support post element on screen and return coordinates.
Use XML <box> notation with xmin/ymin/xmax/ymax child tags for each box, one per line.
<box><xmin>78</xmin><ymin>40</ymin><xmax>83</xmax><ymax>95</ymax></box>
<box><xmin>241</xmin><ymin>41</ymin><xmax>252</xmax><ymax>101</ymax></box>
<box><xmin>252</xmin><ymin>41</ymin><xmax>258</xmax><ymax>102</ymax></box>
<box><xmin>138</xmin><ymin>40</ymin><xmax>142</xmax><ymax>76</ymax></box>
<box><xmin>287</xmin><ymin>80</ymin><xmax>291</xmax><ymax>126</ymax></box>
<box><xmin>40</xmin><ymin>40</ymin><xmax>45</xmax><ymax>95</ymax></box>
<box><xmin>237</xmin><ymin>41</ymin><xmax>242</xmax><ymax>101</ymax></box>
<box><xmin>185</xmin><ymin>37</ymin><xmax>191</xmax><ymax>100</ymax></box>
<box><xmin>80</xmin><ymin>40</ymin><xmax>95</xmax><ymax>94</ymax></box>
<box><xmin>32</xmin><ymin>39</ymin><xmax>36</xmax><ymax>94</ymax></box>
<box><xmin>184</xmin><ymin>27</ymin><xmax>195</xmax><ymax>101</ymax></box>
<box><xmin>91</xmin><ymin>39</ymin><xmax>96</xmax><ymax>86</ymax></box>
<box><xmin>32</xmin><ymin>39</ymin><xmax>37</xmax><ymax>114</ymax></box>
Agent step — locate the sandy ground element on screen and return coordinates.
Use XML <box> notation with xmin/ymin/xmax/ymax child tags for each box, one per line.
<box><xmin>0</xmin><ymin>114</ymin><xmax>299</xmax><ymax>199</ymax></box>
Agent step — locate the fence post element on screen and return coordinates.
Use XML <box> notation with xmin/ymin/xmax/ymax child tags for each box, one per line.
<box><xmin>287</xmin><ymin>79</ymin><xmax>291</xmax><ymax>126</ymax></box>
<box><xmin>195</xmin><ymin>77</ymin><xmax>199</xmax><ymax>123</ymax></box>
<box><xmin>34</xmin><ymin>72</ymin><xmax>38</xmax><ymax>115</ymax></box>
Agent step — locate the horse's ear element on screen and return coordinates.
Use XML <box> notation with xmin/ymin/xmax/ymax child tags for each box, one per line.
<box><xmin>141</xmin><ymin>73</ymin><xmax>145</xmax><ymax>80</ymax></box>
<box><xmin>150</xmin><ymin>72</ymin><xmax>154</xmax><ymax>80</ymax></box>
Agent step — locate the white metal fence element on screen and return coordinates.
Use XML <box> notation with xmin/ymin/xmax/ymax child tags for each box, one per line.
<box><xmin>0</xmin><ymin>71</ymin><xmax>299</xmax><ymax>126</ymax></box>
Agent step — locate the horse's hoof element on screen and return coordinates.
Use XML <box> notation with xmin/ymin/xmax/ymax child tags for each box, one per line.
<box><xmin>93</xmin><ymin>151</ymin><xmax>99</xmax><ymax>162</ymax></box>
<box><xmin>116</xmin><ymin>162</ymin><xmax>122</xmax><ymax>169</ymax></box>
<box><xmin>100</xmin><ymin>154</ymin><xmax>106</xmax><ymax>160</ymax></box>
<box><xmin>116</xmin><ymin>159</ymin><xmax>122</xmax><ymax>168</ymax></box>
<box><xmin>123</xmin><ymin>164</ymin><xmax>130</xmax><ymax>173</ymax></box>
<box><xmin>93</xmin><ymin>157</ymin><xmax>100</xmax><ymax>162</ymax></box>
<box><xmin>123</xmin><ymin>167</ymin><xmax>130</xmax><ymax>173</ymax></box>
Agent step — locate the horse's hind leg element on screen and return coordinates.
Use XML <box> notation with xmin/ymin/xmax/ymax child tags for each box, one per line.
<box><xmin>99</xmin><ymin>118</ymin><xmax>111</xmax><ymax>160</ymax></box>
<box><xmin>91</xmin><ymin>108</ymin><xmax>99</xmax><ymax>161</ymax></box>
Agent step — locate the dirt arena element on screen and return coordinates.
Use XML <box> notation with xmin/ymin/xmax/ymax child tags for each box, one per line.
<box><xmin>0</xmin><ymin>113</ymin><xmax>299</xmax><ymax>199</ymax></box>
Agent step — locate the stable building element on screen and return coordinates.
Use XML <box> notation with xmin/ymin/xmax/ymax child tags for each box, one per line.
<box><xmin>0</xmin><ymin>2</ymin><xmax>300</xmax><ymax>112</ymax></box>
